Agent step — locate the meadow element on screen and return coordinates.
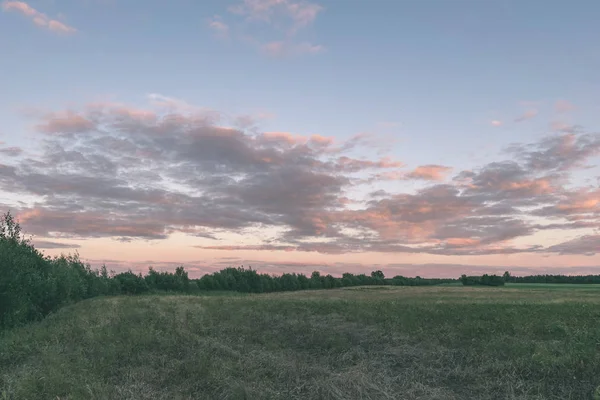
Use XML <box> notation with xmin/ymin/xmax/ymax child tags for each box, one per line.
<box><xmin>2</xmin><ymin>285</ymin><xmax>600</xmax><ymax>400</ymax></box>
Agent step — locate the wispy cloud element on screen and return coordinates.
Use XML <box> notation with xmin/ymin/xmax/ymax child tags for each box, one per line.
<box><xmin>555</xmin><ymin>100</ymin><xmax>575</xmax><ymax>113</ymax></box>
<box><xmin>207</xmin><ymin>15</ymin><xmax>229</xmax><ymax>38</ymax></box>
<box><xmin>261</xmin><ymin>41</ymin><xmax>325</xmax><ymax>57</ymax></box>
<box><xmin>491</xmin><ymin>120</ymin><xmax>502</xmax><ymax>127</ymax></box>
<box><xmin>212</xmin><ymin>0</ymin><xmax>325</xmax><ymax>57</ymax></box>
<box><xmin>405</xmin><ymin>165</ymin><xmax>453</xmax><ymax>181</ymax></box>
<box><xmin>2</xmin><ymin>1</ymin><xmax>76</xmax><ymax>34</ymax></box>
<box><xmin>228</xmin><ymin>0</ymin><xmax>323</xmax><ymax>31</ymax></box>
<box><xmin>0</xmin><ymin>146</ymin><xmax>23</xmax><ymax>156</ymax></box>
<box><xmin>514</xmin><ymin>109</ymin><xmax>538</xmax><ymax>122</ymax></box>
<box><xmin>32</xmin><ymin>240</ymin><xmax>81</xmax><ymax>249</ymax></box>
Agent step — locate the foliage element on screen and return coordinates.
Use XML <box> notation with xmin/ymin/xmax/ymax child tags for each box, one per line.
<box><xmin>0</xmin><ymin>212</ymin><xmax>116</xmax><ymax>329</ymax></box>
<box><xmin>505</xmin><ymin>273</ymin><xmax>600</xmax><ymax>284</ymax></box>
<box><xmin>460</xmin><ymin>274</ymin><xmax>505</xmax><ymax>286</ymax></box>
<box><xmin>195</xmin><ymin>267</ymin><xmax>455</xmax><ymax>293</ymax></box>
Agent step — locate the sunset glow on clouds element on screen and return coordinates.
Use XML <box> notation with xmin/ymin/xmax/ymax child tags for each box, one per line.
<box><xmin>1</xmin><ymin>0</ymin><xmax>599</xmax><ymax>277</ymax></box>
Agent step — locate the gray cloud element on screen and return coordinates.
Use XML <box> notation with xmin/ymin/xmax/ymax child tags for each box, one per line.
<box><xmin>546</xmin><ymin>235</ymin><xmax>600</xmax><ymax>256</ymax></box>
<box><xmin>0</xmin><ymin>147</ymin><xmax>23</xmax><ymax>157</ymax></box>
<box><xmin>2</xmin><ymin>99</ymin><xmax>599</xmax><ymax>256</ymax></box>
<box><xmin>32</xmin><ymin>240</ymin><xmax>81</xmax><ymax>249</ymax></box>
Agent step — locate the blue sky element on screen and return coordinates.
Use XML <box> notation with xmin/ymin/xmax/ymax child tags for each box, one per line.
<box><xmin>1</xmin><ymin>0</ymin><xmax>599</xmax><ymax>277</ymax></box>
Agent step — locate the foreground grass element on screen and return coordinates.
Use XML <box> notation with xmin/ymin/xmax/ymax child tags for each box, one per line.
<box><xmin>1</xmin><ymin>287</ymin><xmax>600</xmax><ymax>400</ymax></box>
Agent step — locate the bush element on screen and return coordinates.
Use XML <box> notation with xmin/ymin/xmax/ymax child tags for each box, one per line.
<box><xmin>113</xmin><ymin>271</ymin><xmax>149</xmax><ymax>295</ymax></box>
<box><xmin>0</xmin><ymin>212</ymin><xmax>117</xmax><ymax>329</ymax></box>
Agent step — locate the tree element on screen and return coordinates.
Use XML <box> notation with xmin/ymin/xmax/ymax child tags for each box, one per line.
<box><xmin>371</xmin><ymin>270</ymin><xmax>385</xmax><ymax>280</ymax></box>
<box><xmin>0</xmin><ymin>211</ymin><xmax>25</xmax><ymax>243</ymax></box>
<box><xmin>503</xmin><ymin>271</ymin><xmax>511</xmax><ymax>282</ymax></box>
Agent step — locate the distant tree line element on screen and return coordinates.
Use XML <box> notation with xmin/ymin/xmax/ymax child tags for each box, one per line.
<box><xmin>502</xmin><ymin>271</ymin><xmax>600</xmax><ymax>284</ymax></box>
<box><xmin>459</xmin><ymin>271</ymin><xmax>600</xmax><ymax>287</ymax></box>
<box><xmin>195</xmin><ymin>268</ymin><xmax>455</xmax><ymax>293</ymax></box>
<box><xmin>459</xmin><ymin>274</ymin><xmax>505</xmax><ymax>286</ymax></box>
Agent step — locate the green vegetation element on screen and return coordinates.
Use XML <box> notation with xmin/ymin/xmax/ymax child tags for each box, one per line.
<box><xmin>459</xmin><ymin>273</ymin><xmax>505</xmax><ymax>286</ymax></box>
<box><xmin>506</xmin><ymin>272</ymin><xmax>600</xmax><ymax>284</ymax></box>
<box><xmin>2</xmin><ymin>287</ymin><xmax>600</xmax><ymax>399</ymax></box>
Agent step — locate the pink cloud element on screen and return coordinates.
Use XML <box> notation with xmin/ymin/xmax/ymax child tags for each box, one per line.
<box><xmin>259</xmin><ymin>132</ymin><xmax>335</xmax><ymax>148</ymax></box>
<box><xmin>309</xmin><ymin>134</ymin><xmax>334</xmax><ymax>146</ymax></box>
<box><xmin>336</xmin><ymin>156</ymin><xmax>404</xmax><ymax>172</ymax></box>
<box><xmin>2</xmin><ymin>1</ymin><xmax>76</xmax><ymax>34</ymax></box>
<box><xmin>555</xmin><ymin>100</ymin><xmax>575</xmax><ymax>113</ymax></box>
<box><xmin>405</xmin><ymin>165</ymin><xmax>453</xmax><ymax>181</ymax></box>
<box><xmin>261</xmin><ymin>131</ymin><xmax>307</xmax><ymax>145</ymax></box>
<box><xmin>514</xmin><ymin>109</ymin><xmax>538</xmax><ymax>122</ymax></box>
<box><xmin>444</xmin><ymin>238</ymin><xmax>481</xmax><ymax>247</ymax></box>
<box><xmin>497</xmin><ymin>178</ymin><xmax>554</xmax><ymax>195</ymax></box>
<box><xmin>35</xmin><ymin>111</ymin><xmax>95</xmax><ymax>134</ymax></box>
<box><xmin>491</xmin><ymin>120</ymin><xmax>502</xmax><ymax>127</ymax></box>
<box><xmin>229</xmin><ymin>0</ymin><xmax>323</xmax><ymax>28</ymax></box>
<box><xmin>551</xmin><ymin>121</ymin><xmax>576</xmax><ymax>133</ymax></box>
<box><xmin>208</xmin><ymin>15</ymin><xmax>229</xmax><ymax>38</ymax></box>
<box><xmin>262</xmin><ymin>41</ymin><xmax>325</xmax><ymax>57</ymax></box>
<box><xmin>221</xmin><ymin>0</ymin><xmax>325</xmax><ymax>57</ymax></box>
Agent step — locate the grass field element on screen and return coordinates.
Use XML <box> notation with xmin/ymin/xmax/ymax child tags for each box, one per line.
<box><xmin>2</xmin><ymin>286</ymin><xmax>600</xmax><ymax>400</ymax></box>
<box><xmin>506</xmin><ymin>283</ymin><xmax>600</xmax><ymax>289</ymax></box>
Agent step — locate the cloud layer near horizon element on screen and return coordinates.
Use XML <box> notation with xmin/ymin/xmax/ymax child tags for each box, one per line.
<box><xmin>1</xmin><ymin>96</ymin><xmax>599</xmax><ymax>262</ymax></box>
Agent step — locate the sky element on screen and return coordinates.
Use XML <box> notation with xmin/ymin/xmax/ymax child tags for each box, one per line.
<box><xmin>0</xmin><ymin>0</ymin><xmax>599</xmax><ymax>278</ymax></box>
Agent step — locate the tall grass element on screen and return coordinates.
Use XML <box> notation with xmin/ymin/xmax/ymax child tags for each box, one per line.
<box><xmin>2</xmin><ymin>288</ymin><xmax>600</xmax><ymax>399</ymax></box>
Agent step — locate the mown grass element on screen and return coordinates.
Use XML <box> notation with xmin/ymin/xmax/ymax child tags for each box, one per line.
<box><xmin>1</xmin><ymin>286</ymin><xmax>600</xmax><ymax>400</ymax></box>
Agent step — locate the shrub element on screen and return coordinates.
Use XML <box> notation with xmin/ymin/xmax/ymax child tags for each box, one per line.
<box><xmin>0</xmin><ymin>212</ymin><xmax>116</xmax><ymax>329</ymax></box>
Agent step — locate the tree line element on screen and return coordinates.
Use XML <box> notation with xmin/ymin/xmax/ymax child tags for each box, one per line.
<box><xmin>501</xmin><ymin>271</ymin><xmax>600</xmax><ymax>284</ymax></box>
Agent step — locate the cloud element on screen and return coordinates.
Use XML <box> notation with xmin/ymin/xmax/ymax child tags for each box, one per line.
<box><xmin>550</xmin><ymin>121</ymin><xmax>577</xmax><ymax>133</ymax></box>
<box><xmin>32</xmin><ymin>240</ymin><xmax>81</xmax><ymax>249</ymax></box>
<box><xmin>2</xmin><ymin>97</ymin><xmax>600</xmax><ymax>257</ymax></box>
<box><xmin>405</xmin><ymin>165</ymin><xmax>453</xmax><ymax>181</ymax></box>
<box><xmin>514</xmin><ymin>109</ymin><xmax>538</xmax><ymax>122</ymax></box>
<box><xmin>229</xmin><ymin>0</ymin><xmax>323</xmax><ymax>29</ymax></box>
<box><xmin>261</xmin><ymin>41</ymin><xmax>325</xmax><ymax>57</ymax></box>
<box><xmin>0</xmin><ymin>147</ymin><xmax>23</xmax><ymax>156</ymax></box>
<box><xmin>35</xmin><ymin>110</ymin><xmax>96</xmax><ymax>134</ymax></box>
<box><xmin>2</xmin><ymin>1</ymin><xmax>76</xmax><ymax>34</ymax></box>
<box><xmin>491</xmin><ymin>120</ymin><xmax>502</xmax><ymax>127</ymax></box>
<box><xmin>208</xmin><ymin>15</ymin><xmax>229</xmax><ymax>38</ymax></box>
<box><xmin>508</xmin><ymin>132</ymin><xmax>600</xmax><ymax>172</ymax></box>
<box><xmin>213</xmin><ymin>0</ymin><xmax>325</xmax><ymax>57</ymax></box>
<box><xmin>555</xmin><ymin>100</ymin><xmax>575</xmax><ymax>113</ymax></box>
<box><xmin>546</xmin><ymin>235</ymin><xmax>599</xmax><ymax>256</ymax></box>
